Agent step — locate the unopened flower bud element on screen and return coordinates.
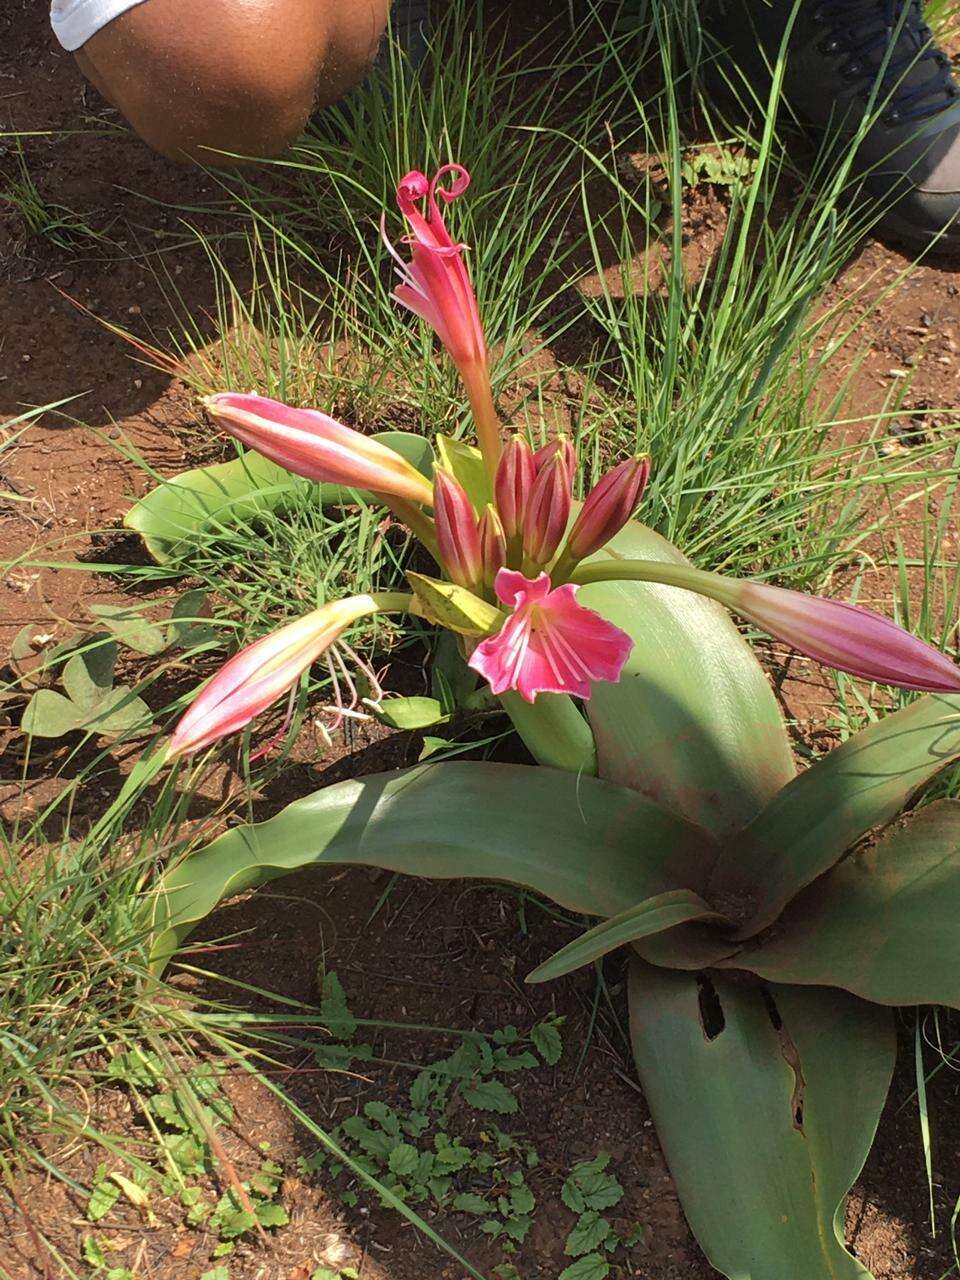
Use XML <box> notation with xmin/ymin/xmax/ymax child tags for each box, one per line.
<box><xmin>563</xmin><ymin>455</ymin><xmax>651</xmax><ymax>563</ymax></box>
<box><xmin>494</xmin><ymin>436</ymin><xmax>536</xmax><ymax>541</ymax></box>
<box><xmin>533</xmin><ymin>435</ymin><xmax>576</xmax><ymax>478</ymax></box>
<box><xmin>477</xmin><ymin>504</ymin><xmax>507</xmax><ymax>592</ymax></box>
<box><xmin>434</xmin><ymin>469</ymin><xmax>482</xmax><ymax>588</ymax></box>
<box><xmin>522</xmin><ymin>452</ymin><xmax>572</xmax><ymax>568</ymax></box>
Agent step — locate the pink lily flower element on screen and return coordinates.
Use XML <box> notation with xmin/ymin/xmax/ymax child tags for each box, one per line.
<box><xmin>204</xmin><ymin>392</ymin><xmax>434</xmax><ymax>507</ymax></box>
<box><xmin>168</xmin><ymin>597</ymin><xmax>379</xmax><ymax>758</ymax></box>
<box><xmin>384</xmin><ymin>164</ymin><xmax>501</xmax><ymax>476</ymax></box>
<box><xmin>468</xmin><ymin>569</ymin><xmax>634</xmax><ymax>703</ymax></box>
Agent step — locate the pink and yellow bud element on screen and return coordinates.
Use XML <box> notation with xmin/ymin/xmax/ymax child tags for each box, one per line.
<box><xmin>731</xmin><ymin>581</ymin><xmax>960</xmax><ymax>693</ymax></box>
<box><xmin>433</xmin><ymin>469</ymin><xmax>482</xmax><ymax>589</ymax></box>
<box><xmin>477</xmin><ymin>504</ymin><xmax>507</xmax><ymax>592</ymax></box>
<box><xmin>204</xmin><ymin>392</ymin><xmax>434</xmax><ymax>507</ymax></box>
<box><xmin>522</xmin><ymin>451</ymin><xmax>572</xmax><ymax>568</ymax></box>
<box><xmin>168</xmin><ymin>598</ymin><xmax>377</xmax><ymax>758</ymax></box>
<box><xmin>494</xmin><ymin>436</ymin><xmax>537</xmax><ymax>542</ymax></box>
<box><xmin>563</xmin><ymin>455</ymin><xmax>651</xmax><ymax>563</ymax></box>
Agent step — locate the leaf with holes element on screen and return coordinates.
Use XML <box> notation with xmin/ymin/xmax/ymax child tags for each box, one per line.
<box><xmin>627</xmin><ymin>959</ymin><xmax>895</xmax><ymax>1280</ymax></box>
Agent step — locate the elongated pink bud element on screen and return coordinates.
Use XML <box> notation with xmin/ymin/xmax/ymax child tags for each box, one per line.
<box><xmin>168</xmin><ymin>598</ymin><xmax>377</xmax><ymax>758</ymax></box>
<box><xmin>494</xmin><ymin>437</ymin><xmax>536</xmax><ymax>541</ymax></box>
<box><xmin>733</xmin><ymin>582</ymin><xmax>960</xmax><ymax>692</ymax></box>
<box><xmin>564</xmin><ymin>455</ymin><xmax>651</xmax><ymax>562</ymax></box>
<box><xmin>433</xmin><ymin>470</ymin><xmax>482</xmax><ymax>588</ymax></box>
<box><xmin>477</xmin><ymin>504</ymin><xmax>507</xmax><ymax>592</ymax></box>
<box><xmin>534</xmin><ymin>435</ymin><xmax>576</xmax><ymax>478</ymax></box>
<box><xmin>522</xmin><ymin>452</ymin><xmax>572</xmax><ymax>568</ymax></box>
<box><xmin>204</xmin><ymin>392</ymin><xmax>434</xmax><ymax>507</ymax></box>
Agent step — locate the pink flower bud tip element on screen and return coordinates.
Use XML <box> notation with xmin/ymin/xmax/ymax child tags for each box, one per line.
<box><xmin>494</xmin><ymin>436</ymin><xmax>536</xmax><ymax>541</ymax></box>
<box><xmin>564</xmin><ymin>454</ymin><xmax>651</xmax><ymax>562</ymax></box>
<box><xmin>433</xmin><ymin>469</ymin><xmax>482</xmax><ymax>588</ymax></box>
<box><xmin>522</xmin><ymin>452</ymin><xmax>572</xmax><ymax>568</ymax></box>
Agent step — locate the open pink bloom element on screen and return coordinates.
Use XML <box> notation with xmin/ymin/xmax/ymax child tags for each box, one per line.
<box><xmin>734</xmin><ymin>581</ymin><xmax>960</xmax><ymax>692</ymax></box>
<box><xmin>382</xmin><ymin>164</ymin><xmax>486</xmax><ymax>372</ymax></box>
<box><xmin>469</xmin><ymin>570</ymin><xmax>633</xmax><ymax>703</ymax></box>
<box><xmin>168</xmin><ymin>598</ymin><xmax>374</xmax><ymax>758</ymax></box>
<box><xmin>204</xmin><ymin>392</ymin><xmax>433</xmax><ymax>507</ymax></box>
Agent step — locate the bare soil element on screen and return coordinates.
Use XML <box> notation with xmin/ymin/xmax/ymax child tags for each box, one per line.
<box><xmin>2</xmin><ymin>2</ymin><xmax>960</xmax><ymax>1279</ymax></box>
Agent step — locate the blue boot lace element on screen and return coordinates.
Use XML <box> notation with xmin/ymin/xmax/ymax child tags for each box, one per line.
<box><xmin>812</xmin><ymin>0</ymin><xmax>960</xmax><ymax>123</ymax></box>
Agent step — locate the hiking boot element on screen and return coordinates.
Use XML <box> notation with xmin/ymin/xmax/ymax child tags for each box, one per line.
<box><xmin>717</xmin><ymin>0</ymin><xmax>960</xmax><ymax>252</ymax></box>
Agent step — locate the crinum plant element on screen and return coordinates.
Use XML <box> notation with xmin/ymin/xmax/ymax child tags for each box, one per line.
<box><xmin>149</xmin><ymin>164</ymin><xmax>960</xmax><ymax>1280</ymax></box>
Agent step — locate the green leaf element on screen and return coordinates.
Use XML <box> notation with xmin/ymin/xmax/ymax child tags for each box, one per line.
<box><xmin>21</xmin><ymin>688</ymin><xmax>82</xmax><ymax>738</ymax></box>
<box><xmin>376</xmin><ymin>696</ymin><xmax>446</xmax><ymax>730</ymax></box>
<box><xmin>530</xmin><ymin>1021</ymin><xmax>563</xmax><ymax>1065</ymax></box>
<box><xmin>88</xmin><ymin>604</ymin><xmax>168</xmax><ymax>655</ymax></box>
<box><xmin>498</xmin><ymin>690</ymin><xmax>598</xmax><ymax>776</ymax></box>
<box><xmin>713</xmin><ymin>693</ymin><xmax>960</xmax><ymax>937</ymax></box>
<box><xmin>461</xmin><ymin>1078</ymin><xmax>516</xmax><ymax>1114</ymax></box>
<box><xmin>407</xmin><ymin>573</ymin><xmax>502</xmax><ymax>636</ymax></box>
<box><xmin>86</xmin><ymin>1176</ymin><xmax>120</xmax><ymax>1223</ymax></box>
<box><xmin>732</xmin><ymin>798</ymin><xmax>960</xmax><ymax>1010</ymax></box>
<box><xmin>580</xmin><ymin>520</ymin><xmax>795</xmax><ymax>836</ymax></box>
<box><xmin>453</xmin><ymin>1192</ymin><xmax>493</xmax><ymax>1215</ymax></box>
<box><xmin>558</xmin><ymin>1254</ymin><xmax>609</xmax><ymax>1280</ymax></box>
<box><xmin>565</xmin><ymin>1211</ymin><xmax>611</xmax><ymax>1257</ymax></box>
<box><xmin>255</xmin><ymin>1201</ymin><xmax>289</xmax><ymax>1229</ymax></box>
<box><xmin>82</xmin><ymin>1235</ymin><xmax>108</xmax><ymax>1267</ymax></box>
<box><xmin>435</xmin><ymin>435</ymin><xmax>490</xmax><ymax>509</ymax></box>
<box><xmin>388</xmin><ymin>1144</ymin><xmax>420</xmax><ymax>1177</ymax></box>
<box><xmin>22</xmin><ymin>642</ymin><xmax>151</xmax><ymax>739</ymax></box>
<box><xmin>562</xmin><ymin>1156</ymin><xmax>623</xmax><ymax>1212</ymax></box>
<box><xmin>526</xmin><ymin>889</ymin><xmax>725</xmax><ymax>982</ymax></box>
<box><xmin>627</xmin><ymin>959</ymin><xmax>895</xmax><ymax>1279</ymax></box>
<box><xmin>124</xmin><ymin>430</ymin><xmax>434</xmax><ymax>562</ymax></box>
<box><xmin>150</xmin><ymin>761</ymin><xmax>715</xmax><ymax>969</ymax></box>
<box><xmin>319</xmin><ymin>972</ymin><xmax>357</xmax><ymax>1040</ymax></box>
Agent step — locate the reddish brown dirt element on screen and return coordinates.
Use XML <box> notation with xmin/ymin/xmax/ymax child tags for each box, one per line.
<box><xmin>3</xmin><ymin>3</ymin><xmax>960</xmax><ymax>1280</ymax></box>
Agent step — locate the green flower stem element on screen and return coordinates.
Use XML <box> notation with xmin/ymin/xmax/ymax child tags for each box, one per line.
<box><xmin>499</xmin><ymin>690</ymin><xmax>598</xmax><ymax>776</ymax></box>
<box><xmin>569</xmin><ymin>558</ymin><xmax>740</xmax><ymax>610</ymax></box>
<box><xmin>366</xmin><ymin>590</ymin><xmax>418</xmax><ymax>616</ymax></box>
<box><xmin>384</xmin><ymin>497</ymin><xmax>440</xmax><ymax>562</ymax></box>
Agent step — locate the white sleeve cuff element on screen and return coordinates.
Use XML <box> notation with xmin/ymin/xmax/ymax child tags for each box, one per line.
<box><xmin>50</xmin><ymin>0</ymin><xmax>150</xmax><ymax>51</ymax></box>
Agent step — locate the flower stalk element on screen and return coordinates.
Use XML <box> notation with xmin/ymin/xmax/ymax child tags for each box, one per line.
<box><xmin>570</xmin><ymin>559</ymin><xmax>960</xmax><ymax>693</ymax></box>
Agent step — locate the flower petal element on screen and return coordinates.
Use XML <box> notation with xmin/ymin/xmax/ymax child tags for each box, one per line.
<box><xmin>471</xmin><ymin>572</ymin><xmax>633</xmax><ymax>703</ymax></box>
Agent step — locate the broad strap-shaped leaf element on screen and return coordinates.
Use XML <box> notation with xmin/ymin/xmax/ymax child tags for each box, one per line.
<box><xmin>711</xmin><ymin>693</ymin><xmax>960</xmax><ymax>938</ymax></box>
<box><xmin>150</xmin><ymin>762</ymin><xmax>716</xmax><ymax>970</ymax></box>
<box><xmin>628</xmin><ymin>959</ymin><xmax>895</xmax><ymax>1280</ymax></box>
<box><xmin>730</xmin><ymin>798</ymin><xmax>960</xmax><ymax>1010</ymax></box>
<box><xmin>525</xmin><ymin>889</ymin><xmax>724</xmax><ymax>983</ymax></box>
<box><xmin>580</xmin><ymin>520</ymin><xmax>795</xmax><ymax>838</ymax></box>
<box><xmin>125</xmin><ymin>430</ymin><xmax>434</xmax><ymax>562</ymax></box>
